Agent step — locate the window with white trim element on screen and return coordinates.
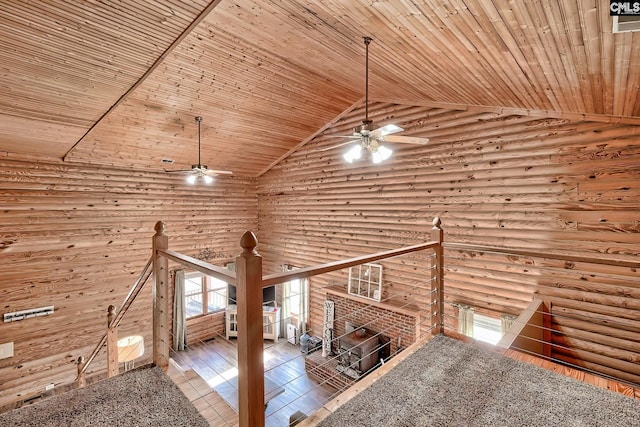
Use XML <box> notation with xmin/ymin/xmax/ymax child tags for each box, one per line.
<box><xmin>185</xmin><ymin>272</ymin><xmax>228</xmax><ymax>318</ymax></box>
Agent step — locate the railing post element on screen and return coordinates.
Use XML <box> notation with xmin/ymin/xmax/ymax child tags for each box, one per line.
<box><xmin>77</xmin><ymin>356</ymin><xmax>86</xmax><ymax>388</ymax></box>
<box><xmin>236</xmin><ymin>231</ymin><xmax>265</xmax><ymax>427</ymax></box>
<box><xmin>542</xmin><ymin>300</ymin><xmax>552</xmax><ymax>358</ymax></box>
<box><xmin>152</xmin><ymin>221</ymin><xmax>170</xmax><ymax>370</ymax></box>
<box><xmin>106</xmin><ymin>304</ymin><xmax>119</xmax><ymax>377</ymax></box>
<box><xmin>431</xmin><ymin>217</ymin><xmax>444</xmax><ymax>335</ymax></box>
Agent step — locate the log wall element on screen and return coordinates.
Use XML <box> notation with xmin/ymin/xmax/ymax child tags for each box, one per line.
<box><xmin>0</xmin><ymin>158</ymin><xmax>257</xmax><ymax>409</ymax></box>
<box><xmin>257</xmin><ymin>101</ymin><xmax>640</xmax><ymax>385</ymax></box>
<box><xmin>1</xmin><ymin>99</ymin><xmax>639</xmax><ymax>409</ymax></box>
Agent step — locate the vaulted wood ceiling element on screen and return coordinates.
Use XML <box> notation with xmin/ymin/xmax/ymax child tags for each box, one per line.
<box><xmin>1</xmin><ymin>1</ymin><xmax>638</xmax><ymax>177</ymax></box>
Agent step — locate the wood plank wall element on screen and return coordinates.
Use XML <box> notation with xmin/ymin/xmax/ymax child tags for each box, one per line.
<box><xmin>257</xmin><ymin>101</ymin><xmax>640</xmax><ymax>385</ymax></box>
<box><xmin>0</xmin><ymin>159</ymin><xmax>257</xmax><ymax>409</ymax></box>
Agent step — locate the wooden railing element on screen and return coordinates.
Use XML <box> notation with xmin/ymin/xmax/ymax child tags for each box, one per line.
<box><xmin>74</xmin><ymin>218</ymin><xmax>443</xmax><ymax>426</ymax></box>
<box><xmin>443</xmin><ymin>242</ymin><xmax>640</xmax><ymax>269</ymax></box>
<box><xmin>152</xmin><ymin>217</ymin><xmax>445</xmax><ymax>427</ymax></box>
<box><xmin>496</xmin><ymin>299</ymin><xmax>551</xmax><ymax>357</ymax></box>
<box><xmin>443</xmin><ymin>241</ymin><xmax>640</xmax><ymax>386</ymax></box>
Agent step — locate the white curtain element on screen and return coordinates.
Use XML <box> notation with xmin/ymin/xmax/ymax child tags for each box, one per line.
<box><xmin>501</xmin><ymin>313</ymin><xmax>516</xmax><ymax>334</ymax></box>
<box><xmin>457</xmin><ymin>304</ymin><xmax>475</xmax><ymax>337</ymax></box>
<box><xmin>173</xmin><ymin>270</ymin><xmax>187</xmax><ymax>351</ymax></box>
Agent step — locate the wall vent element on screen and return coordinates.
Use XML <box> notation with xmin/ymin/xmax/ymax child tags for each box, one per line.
<box><xmin>3</xmin><ymin>305</ymin><xmax>54</xmax><ymax>322</ymax></box>
<box><xmin>161</xmin><ymin>158</ymin><xmax>175</xmax><ymax>164</ymax></box>
<box><xmin>613</xmin><ymin>15</ymin><xmax>640</xmax><ymax>33</ymax></box>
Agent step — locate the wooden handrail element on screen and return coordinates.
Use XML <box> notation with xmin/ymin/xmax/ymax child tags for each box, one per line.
<box><xmin>109</xmin><ymin>258</ymin><xmax>153</xmax><ymax>329</ymax></box>
<box><xmin>79</xmin><ymin>256</ymin><xmax>153</xmax><ymax>377</ymax></box>
<box><xmin>496</xmin><ymin>299</ymin><xmax>548</xmax><ymax>354</ymax></box>
<box><xmin>159</xmin><ymin>249</ymin><xmax>237</xmax><ymax>284</ymax></box>
<box><xmin>262</xmin><ymin>241</ymin><xmax>439</xmax><ymax>287</ymax></box>
<box><xmin>444</xmin><ymin>242</ymin><xmax>640</xmax><ymax>269</ymax></box>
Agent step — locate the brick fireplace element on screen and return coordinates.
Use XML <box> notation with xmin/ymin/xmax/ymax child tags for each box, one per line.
<box><xmin>304</xmin><ymin>286</ymin><xmax>423</xmax><ymax>389</ymax></box>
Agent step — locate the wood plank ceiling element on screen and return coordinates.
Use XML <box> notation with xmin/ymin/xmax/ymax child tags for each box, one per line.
<box><xmin>0</xmin><ymin>0</ymin><xmax>638</xmax><ymax>177</ymax></box>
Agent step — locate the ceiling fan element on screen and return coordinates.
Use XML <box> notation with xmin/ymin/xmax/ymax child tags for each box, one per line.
<box><xmin>165</xmin><ymin>116</ymin><xmax>233</xmax><ymax>184</ymax></box>
<box><xmin>325</xmin><ymin>37</ymin><xmax>430</xmax><ymax>163</ymax></box>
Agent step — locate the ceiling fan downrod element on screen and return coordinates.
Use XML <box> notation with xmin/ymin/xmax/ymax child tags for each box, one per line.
<box><xmin>195</xmin><ymin>116</ymin><xmax>203</xmax><ymax>169</ymax></box>
<box><xmin>363</xmin><ymin>36</ymin><xmax>372</xmax><ymax>125</ymax></box>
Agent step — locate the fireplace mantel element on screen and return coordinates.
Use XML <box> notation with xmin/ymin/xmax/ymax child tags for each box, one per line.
<box><xmin>325</xmin><ymin>285</ymin><xmax>422</xmax><ymax>317</ymax></box>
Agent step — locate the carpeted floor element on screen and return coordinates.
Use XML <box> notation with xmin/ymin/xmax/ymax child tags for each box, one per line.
<box><xmin>0</xmin><ymin>366</ymin><xmax>208</xmax><ymax>427</ymax></box>
<box><xmin>318</xmin><ymin>335</ymin><xmax>640</xmax><ymax>427</ymax></box>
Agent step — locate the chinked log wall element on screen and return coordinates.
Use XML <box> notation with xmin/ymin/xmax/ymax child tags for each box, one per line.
<box><xmin>257</xmin><ymin>101</ymin><xmax>640</xmax><ymax>385</ymax></box>
<box><xmin>0</xmin><ymin>159</ymin><xmax>257</xmax><ymax>409</ymax></box>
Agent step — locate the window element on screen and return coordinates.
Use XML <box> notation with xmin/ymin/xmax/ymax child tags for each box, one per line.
<box><xmin>282</xmin><ymin>265</ymin><xmax>308</xmax><ymax>332</ymax></box>
<box><xmin>185</xmin><ymin>272</ymin><xmax>228</xmax><ymax>318</ymax></box>
<box><xmin>473</xmin><ymin>313</ymin><xmax>502</xmax><ymax>345</ymax></box>
<box><xmin>348</xmin><ymin>263</ymin><xmax>382</xmax><ymax>302</ymax></box>
<box><xmin>288</xmin><ymin>277</ymin><xmax>304</xmax><ymax>321</ymax></box>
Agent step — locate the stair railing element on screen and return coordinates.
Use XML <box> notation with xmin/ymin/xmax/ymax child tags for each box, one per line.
<box><xmin>76</xmin><ymin>256</ymin><xmax>153</xmax><ymax>385</ymax></box>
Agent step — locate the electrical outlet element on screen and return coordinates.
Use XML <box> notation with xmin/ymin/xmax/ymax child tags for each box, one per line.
<box><xmin>0</xmin><ymin>342</ymin><xmax>13</xmax><ymax>359</ymax></box>
<box><xmin>45</xmin><ymin>383</ymin><xmax>55</xmax><ymax>391</ymax></box>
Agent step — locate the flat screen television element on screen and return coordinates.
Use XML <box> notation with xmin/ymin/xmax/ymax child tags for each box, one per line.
<box><xmin>228</xmin><ymin>284</ymin><xmax>276</xmax><ymax>307</ymax></box>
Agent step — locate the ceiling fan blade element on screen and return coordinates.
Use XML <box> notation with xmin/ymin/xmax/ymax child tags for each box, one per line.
<box><xmin>164</xmin><ymin>169</ymin><xmax>195</xmax><ymax>174</ymax></box>
<box><xmin>203</xmin><ymin>169</ymin><xmax>233</xmax><ymax>176</ymax></box>
<box><xmin>370</xmin><ymin>124</ymin><xmax>404</xmax><ymax>139</ymax></box>
<box><xmin>381</xmin><ymin>135</ymin><xmax>430</xmax><ymax>145</ymax></box>
<box><xmin>317</xmin><ymin>139</ymin><xmax>361</xmax><ymax>152</ymax></box>
<box><xmin>324</xmin><ymin>133</ymin><xmax>362</xmax><ymax>140</ymax></box>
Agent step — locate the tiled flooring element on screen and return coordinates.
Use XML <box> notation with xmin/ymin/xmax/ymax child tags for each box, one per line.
<box><xmin>168</xmin><ymin>336</ymin><xmax>337</xmax><ymax>426</ymax></box>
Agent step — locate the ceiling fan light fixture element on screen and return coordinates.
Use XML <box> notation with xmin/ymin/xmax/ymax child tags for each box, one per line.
<box><xmin>203</xmin><ymin>175</ymin><xmax>214</xmax><ymax>184</ymax></box>
<box><xmin>343</xmin><ymin>144</ymin><xmax>363</xmax><ymax>163</ymax></box>
<box><xmin>371</xmin><ymin>145</ymin><xmax>392</xmax><ymax>164</ymax></box>
<box><xmin>323</xmin><ymin>37</ymin><xmax>428</xmax><ymax>165</ymax></box>
<box><xmin>186</xmin><ymin>175</ymin><xmax>197</xmax><ymax>184</ymax></box>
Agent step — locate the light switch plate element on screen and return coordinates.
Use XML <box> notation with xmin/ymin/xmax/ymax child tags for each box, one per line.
<box><xmin>0</xmin><ymin>342</ymin><xmax>14</xmax><ymax>359</ymax></box>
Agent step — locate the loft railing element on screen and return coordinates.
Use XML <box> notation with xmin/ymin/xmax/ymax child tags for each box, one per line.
<box><xmin>442</xmin><ymin>242</ymin><xmax>640</xmax><ymax>389</ymax></box>
<box><xmin>153</xmin><ymin>218</ymin><xmax>445</xmax><ymax>427</ymax></box>
<box><xmin>74</xmin><ymin>219</ymin><xmax>638</xmax><ymax>425</ymax></box>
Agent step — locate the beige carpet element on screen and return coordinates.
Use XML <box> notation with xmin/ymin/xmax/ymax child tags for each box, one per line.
<box><xmin>318</xmin><ymin>335</ymin><xmax>640</xmax><ymax>427</ymax></box>
<box><xmin>0</xmin><ymin>366</ymin><xmax>208</xmax><ymax>427</ymax></box>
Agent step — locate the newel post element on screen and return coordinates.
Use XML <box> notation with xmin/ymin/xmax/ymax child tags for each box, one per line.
<box><xmin>236</xmin><ymin>231</ymin><xmax>265</xmax><ymax>427</ymax></box>
<box><xmin>106</xmin><ymin>305</ymin><xmax>119</xmax><ymax>377</ymax></box>
<box><xmin>431</xmin><ymin>217</ymin><xmax>444</xmax><ymax>335</ymax></box>
<box><xmin>76</xmin><ymin>356</ymin><xmax>86</xmax><ymax>388</ymax></box>
<box><xmin>152</xmin><ymin>221</ymin><xmax>170</xmax><ymax>370</ymax></box>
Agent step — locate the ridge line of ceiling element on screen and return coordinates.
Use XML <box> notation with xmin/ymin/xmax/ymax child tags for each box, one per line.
<box><xmin>257</xmin><ymin>97</ymin><xmax>365</xmax><ymax>177</ymax></box>
<box><xmin>61</xmin><ymin>0</ymin><xmax>224</xmax><ymax>162</ymax></box>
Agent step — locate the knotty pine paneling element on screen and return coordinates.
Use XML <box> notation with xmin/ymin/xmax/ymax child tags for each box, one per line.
<box><xmin>0</xmin><ymin>159</ymin><xmax>257</xmax><ymax>410</ymax></box>
<box><xmin>258</xmin><ymin>102</ymin><xmax>640</xmax><ymax>385</ymax></box>
<box><xmin>0</xmin><ymin>0</ymin><xmax>211</xmax><ymax>158</ymax></box>
<box><xmin>6</xmin><ymin>1</ymin><xmax>640</xmax><ymax>178</ymax></box>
